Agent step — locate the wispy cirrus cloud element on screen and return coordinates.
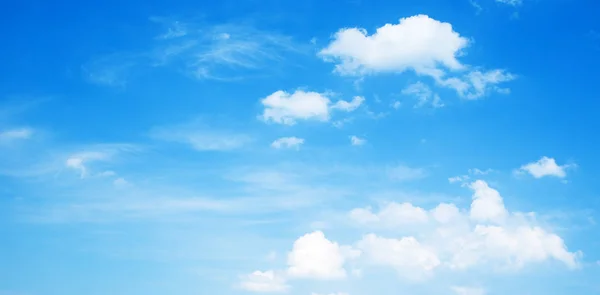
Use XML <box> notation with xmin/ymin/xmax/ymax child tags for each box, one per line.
<box><xmin>495</xmin><ymin>0</ymin><xmax>522</xmax><ymax>6</ymax></box>
<box><xmin>0</xmin><ymin>127</ymin><xmax>33</xmax><ymax>142</ymax></box>
<box><xmin>149</xmin><ymin>120</ymin><xmax>253</xmax><ymax>151</ymax></box>
<box><xmin>82</xmin><ymin>18</ymin><xmax>307</xmax><ymax>86</ymax></box>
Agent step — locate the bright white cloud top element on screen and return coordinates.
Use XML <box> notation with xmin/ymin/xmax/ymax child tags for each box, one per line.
<box><xmin>516</xmin><ymin>156</ymin><xmax>574</xmax><ymax>179</ymax></box>
<box><xmin>319</xmin><ymin>14</ymin><xmax>515</xmax><ymax>99</ymax></box>
<box><xmin>242</xmin><ymin>180</ymin><xmax>580</xmax><ymax>293</ymax></box>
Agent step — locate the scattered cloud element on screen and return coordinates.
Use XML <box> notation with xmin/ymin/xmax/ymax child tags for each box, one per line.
<box><xmin>469</xmin><ymin>168</ymin><xmax>493</xmax><ymax>175</ymax></box>
<box><xmin>65</xmin><ymin>151</ymin><xmax>111</xmax><ymax>178</ymax></box>
<box><xmin>260</xmin><ymin>90</ymin><xmax>331</xmax><ymax>125</ymax></box>
<box><xmin>470</xmin><ymin>0</ymin><xmax>483</xmax><ymax>14</ymax></box>
<box><xmin>450</xmin><ymin>168</ymin><xmax>494</xmax><ymax>184</ymax></box>
<box><xmin>287</xmin><ymin>231</ymin><xmax>359</xmax><ymax>280</ymax></box>
<box><xmin>388</xmin><ymin>164</ymin><xmax>428</xmax><ymax>182</ymax></box>
<box><xmin>64</xmin><ymin>144</ymin><xmax>135</xmax><ymax>178</ymax></box>
<box><xmin>239</xmin><ymin>270</ymin><xmax>289</xmax><ymax>293</ymax></box>
<box><xmin>495</xmin><ymin>0</ymin><xmax>522</xmax><ymax>6</ymax></box>
<box><xmin>349</xmin><ymin>202</ymin><xmax>430</xmax><ymax>227</ymax></box>
<box><xmin>259</xmin><ymin>90</ymin><xmax>363</xmax><ymax>125</ymax></box>
<box><xmin>319</xmin><ymin>14</ymin><xmax>467</xmax><ymax>75</ymax></box>
<box><xmin>319</xmin><ymin>15</ymin><xmax>515</xmax><ymax>99</ymax></box>
<box><xmin>402</xmin><ymin>82</ymin><xmax>444</xmax><ymax>108</ymax></box>
<box><xmin>271</xmin><ymin>137</ymin><xmax>305</xmax><ymax>150</ymax></box>
<box><xmin>349</xmin><ymin>135</ymin><xmax>366</xmax><ymax>146</ymax></box>
<box><xmin>331</xmin><ymin>96</ymin><xmax>365</xmax><ymax>112</ymax></box>
<box><xmin>150</xmin><ymin>122</ymin><xmax>252</xmax><ymax>151</ymax></box>
<box><xmin>113</xmin><ymin>177</ymin><xmax>129</xmax><ymax>187</ymax></box>
<box><xmin>449</xmin><ymin>175</ymin><xmax>470</xmax><ymax>183</ymax></box>
<box><xmin>83</xmin><ymin>20</ymin><xmax>306</xmax><ymax>86</ymax></box>
<box><xmin>247</xmin><ymin>180</ymin><xmax>581</xmax><ymax>293</ymax></box>
<box><xmin>0</xmin><ymin>128</ymin><xmax>33</xmax><ymax>142</ymax></box>
<box><xmin>452</xmin><ymin>286</ymin><xmax>486</xmax><ymax>295</ymax></box>
<box><xmin>81</xmin><ymin>54</ymin><xmax>137</xmax><ymax>87</ymax></box>
<box><xmin>516</xmin><ymin>156</ymin><xmax>574</xmax><ymax>179</ymax></box>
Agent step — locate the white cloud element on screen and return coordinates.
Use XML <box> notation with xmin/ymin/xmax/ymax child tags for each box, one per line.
<box><xmin>449</xmin><ymin>175</ymin><xmax>469</xmax><ymax>183</ymax></box>
<box><xmin>0</xmin><ymin>128</ymin><xmax>33</xmax><ymax>142</ymax></box>
<box><xmin>469</xmin><ymin>168</ymin><xmax>493</xmax><ymax>175</ymax></box>
<box><xmin>450</xmin><ymin>168</ymin><xmax>493</xmax><ymax>184</ymax></box>
<box><xmin>356</xmin><ymin>234</ymin><xmax>440</xmax><ymax>280</ymax></box>
<box><xmin>319</xmin><ymin>15</ymin><xmax>515</xmax><ymax>99</ymax></box>
<box><xmin>352</xmin><ymin>180</ymin><xmax>580</xmax><ymax>272</ymax></box>
<box><xmin>388</xmin><ymin>165</ymin><xmax>427</xmax><ymax>181</ymax></box>
<box><xmin>447</xmin><ymin>70</ymin><xmax>516</xmax><ymax>100</ymax></box>
<box><xmin>311</xmin><ymin>292</ymin><xmax>349</xmax><ymax>295</ymax></box>
<box><xmin>452</xmin><ymin>286</ymin><xmax>486</xmax><ymax>295</ymax></box>
<box><xmin>287</xmin><ymin>231</ymin><xmax>359</xmax><ymax>280</ymax></box>
<box><xmin>469</xmin><ymin>180</ymin><xmax>508</xmax><ymax>224</ymax></box>
<box><xmin>239</xmin><ymin>270</ymin><xmax>289</xmax><ymax>293</ymax></box>
<box><xmin>260</xmin><ymin>90</ymin><xmax>363</xmax><ymax>125</ymax></box>
<box><xmin>349</xmin><ymin>136</ymin><xmax>366</xmax><ymax>146</ymax></box>
<box><xmin>239</xmin><ymin>180</ymin><xmax>581</xmax><ymax>294</ymax></box>
<box><xmin>271</xmin><ymin>137</ymin><xmax>305</xmax><ymax>150</ymax></box>
<box><xmin>260</xmin><ymin>90</ymin><xmax>331</xmax><ymax>125</ymax></box>
<box><xmin>113</xmin><ymin>177</ymin><xmax>129</xmax><ymax>187</ymax></box>
<box><xmin>331</xmin><ymin>96</ymin><xmax>365</xmax><ymax>112</ymax></box>
<box><xmin>402</xmin><ymin>82</ymin><xmax>444</xmax><ymax>108</ymax></box>
<box><xmin>62</xmin><ymin>144</ymin><xmax>137</xmax><ymax>179</ymax></box>
<box><xmin>84</xmin><ymin>20</ymin><xmax>305</xmax><ymax>86</ymax></box>
<box><xmin>150</xmin><ymin>123</ymin><xmax>251</xmax><ymax>151</ymax></box>
<box><xmin>65</xmin><ymin>151</ymin><xmax>111</xmax><ymax>178</ymax></box>
<box><xmin>349</xmin><ymin>202</ymin><xmax>429</xmax><ymax>227</ymax></box>
<box><xmin>496</xmin><ymin>0</ymin><xmax>522</xmax><ymax>6</ymax></box>
<box><xmin>516</xmin><ymin>156</ymin><xmax>572</xmax><ymax>179</ymax></box>
<box><xmin>431</xmin><ymin>203</ymin><xmax>462</xmax><ymax>224</ymax></box>
<box><xmin>319</xmin><ymin>14</ymin><xmax>467</xmax><ymax>75</ymax></box>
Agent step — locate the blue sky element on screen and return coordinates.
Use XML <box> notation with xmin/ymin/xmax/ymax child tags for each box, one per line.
<box><xmin>1</xmin><ymin>0</ymin><xmax>600</xmax><ymax>294</ymax></box>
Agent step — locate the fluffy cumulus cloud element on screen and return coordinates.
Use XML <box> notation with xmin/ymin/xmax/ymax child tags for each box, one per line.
<box><xmin>468</xmin><ymin>180</ymin><xmax>508</xmax><ymax>223</ymax></box>
<box><xmin>319</xmin><ymin>15</ymin><xmax>515</xmax><ymax>99</ymax></box>
<box><xmin>287</xmin><ymin>231</ymin><xmax>359</xmax><ymax>280</ymax></box>
<box><xmin>259</xmin><ymin>91</ymin><xmax>364</xmax><ymax>125</ymax></box>
<box><xmin>356</xmin><ymin>234</ymin><xmax>440</xmax><ymax>280</ymax></box>
<box><xmin>239</xmin><ymin>270</ymin><xmax>289</xmax><ymax>293</ymax></box>
<box><xmin>271</xmin><ymin>137</ymin><xmax>305</xmax><ymax>150</ymax></box>
<box><xmin>516</xmin><ymin>156</ymin><xmax>573</xmax><ymax>179</ymax></box>
<box><xmin>245</xmin><ymin>180</ymin><xmax>580</xmax><ymax>292</ymax></box>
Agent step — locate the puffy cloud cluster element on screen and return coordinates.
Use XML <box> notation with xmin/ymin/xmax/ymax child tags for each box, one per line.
<box><xmin>319</xmin><ymin>15</ymin><xmax>515</xmax><ymax>99</ymax></box>
<box><xmin>516</xmin><ymin>156</ymin><xmax>574</xmax><ymax>179</ymax></box>
<box><xmin>259</xmin><ymin>90</ymin><xmax>364</xmax><ymax>125</ymax></box>
<box><xmin>240</xmin><ymin>180</ymin><xmax>580</xmax><ymax>293</ymax></box>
